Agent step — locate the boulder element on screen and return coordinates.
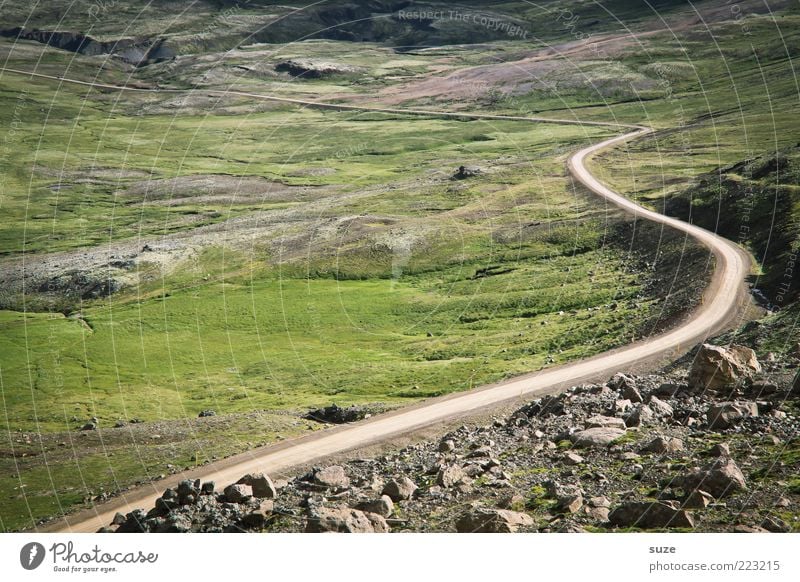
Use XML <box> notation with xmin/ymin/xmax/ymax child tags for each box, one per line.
<box><xmin>563</xmin><ymin>452</ymin><xmax>584</xmax><ymax>465</ymax></box>
<box><xmin>642</xmin><ymin>436</ymin><xmax>684</xmax><ymax>454</ymax></box>
<box><xmin>438</xmin><ymin>439</ymin><xmax>456</xmax><ymax>453</ymax></box>
<box><xmin>684</xmin><ymin>490</ymin><xmax>714</xmax><ymax>509</ymax></box>
<box><xmin>677</xmin><ymin>457</ymin><xmax>747</xmax><ymax>498</ymax></box>
<box><xmin>586</xmin><ymin>415</ymin><xmax>627</xmax><ymax>430</ymax></box>
<box><xmin>570</xmin><ymin>427</ymin><xmax>626</xmax><ymax>448</ymax></box>
<box><xmin>761</xmin><ymin>516</ymin><xmax>791</xmax><ymax>533</ymax></box>
<box><xmin>382</xmin><ymin>476</ymin><xmax>418</xmax><ymax>501</ymax></box>
<box><xmin>609</xmin><ymin>373</ymin><xmax>639</xmax><ymax>401</ymax></box>
<box><xmin>437</xmin><ymin>464</ymin><xmax>467</xmax><ymax>488</ymax></box>
<box><xmin>306</xmin><ymin>506</ymin><xmax>389</xmax><ymax>533</ymax></box>
<box><xmin>688</xmin><ymin>344</ymin><xmax>761</xmax><ymax>392</ymax></box>
<box><xmin>240</xmin><ymin>500</ymin><xmax>274</xmax><ymax>528</ymax></box>
<box><xmin>706</xmin><ymin>401</ymin><xmax>758</xmax><ymax>430</ymax></box>
<box><xmin>237</xmin><ymin>473</ymin><xmax>277</xmax><ymax>499</ymax></box>
<box><xmin>625</xmin><ymin>404</ymin><xmax>655</xmax><ymax>427</ymax></box>
<box><xmin>223</xmin><ymin>483</ymin><xmax>253</xmax><ymax>503</ymax></box>
<box><xmin>710</xmin><ymin>442</ymin><xmax>731</xmax><ymax>457</ymax></box>
<box><xmin>312</xmin><ymin>466</ymin><xmax>351</xmax><ymax>490</ymax></box>
<box><xmin>355</xmin><ymin>496</ymin><xmax>393</xmax><ymax>518</ymax></box>
<box><xmin>648</xmin><ymin>396</ymin><xmax>674</xmax><ymax>418</ymax></box>
<box><xmin>609</xmin><ymin>501</ymin><xmax>695</xmax><ymax>529</ymax></box>
<box><xmin>455</xmin><ymin>507</ymin><xmax>534</xmax><ymax>533</ymax></box>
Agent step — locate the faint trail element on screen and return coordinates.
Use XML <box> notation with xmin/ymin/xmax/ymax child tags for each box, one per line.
<box><xmin>0</xmin><ymin>67</ymin><xmax>752</xmax><ymax>533</ymax></box>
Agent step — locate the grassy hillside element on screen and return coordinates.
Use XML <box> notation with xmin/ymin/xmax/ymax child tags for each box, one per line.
<box><xmin>0</xmin><ymin>1</ymin><xmax>797</xmax><ymax>531</ymax></box>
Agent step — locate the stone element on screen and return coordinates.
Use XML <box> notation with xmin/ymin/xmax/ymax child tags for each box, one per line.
<box><xmin>609</xmin><ymin>372</ymin><xmax>639</xmax><ymax>399</ymax></box>
<box><xmin>684</xmin><ymin>490</ymin><xmax>714</xmax><ymax>509</ymax></box>
<box><xmin>642</xmin><ymin>436</ymin><xmax>684</xmax><ymax>454</ymax></box>
<box><xmin>312</xmin><ymin>466</ymin><xmax>351</xmax><ymax>490</ymax></box>
<box><xmin>707</xmin><ymin>401</ymin><xmax>758</xmax><ymax>430</ymax></box>
<box><xmin>223</xmin><ymin>483</ymin><xmax>253</xmax><ymax>503</ymax></box>
<box><xmin>609</xmin><ymin>501</ymin><xmax>694</xmax><ymax>529</ymax></box>
<box><xmin>306</xmin><ymin>506</ymin><xmax>389</xmax><ymax>533</ymax></box>
<box><xmin>558</xmin><ymin>492</ymin><xmax>584</xmax><ymax>514</ymax></box>
<box><xmin>648</xmin><ymin>396</ymin><xmax>674</xmax><ymax>418</ymax></box>
<box><xmin>437</xmin><ymin>464</ymin><xmax>467</xmax><ymax>488</ymax></box>
<box><xmin>240</xmin><ymin>500</ymin><xmax>274</xmax><ymax>528</ymax></box>
<box><xmin>654</xmin><ymin>383</ymin><xmax>683</xmax><ymax>398</ymax></box>
<box><xmin>80</xmin><ymin>422</ymin><xmax>97</xmax><ymax>431</ymax></box>
<box><xmin>438</xmin><ymin>439</ymin><xmax>456</xmax><ymax>453</ymax></box>
<box><xmin>111</xmin><ymin>512</ymin><xmax>126</xmax><ymax>526</ymax></box>
<box><xmin>198</xmin><ymin>410</ymin><xmax>216</xmax><ymax>417</ymax></box>
<box><xmin>355</xmin><ymin>496</ymin><xmax>393</xmax><ymax>518</ymax></box>
<box><xmin>201</xmin><ymin>481</ymin><xmax>215</xmax><ymax>495</ymax></box>
<box><xmin>688</xmin><ymin>344</ymin><xmax>761</xmax><ymax>392</ymax></box>
<box><xmin>585</xmin><ymin>505</ymin><xmax>610</xmax><ymax>521</ymax></box>
<box><xmin>734</xmin><ymin>524</ymin><xmax>769</xmax><ymax>533</ymax></box>
<box><xmin>761</xmin><ymin>516</ymin><xmax>791</xmax><ymax>533</ymax></box>
<box><xmin>625</xmin><ymin>404</ymin><xmax>655</xmax><ymax>427</ymax></box>
<box><xmin>711</xmin><ymin>443</ymin><xmax>731</xmax><ymax>457</ymax></box>
<box><xmin>570</xmin><ymin>427</ymin><xmax>626</xmax><ymax>448</ymax></box>
<box><xmin>586</xmin><ymin>415</ymin><xmax>627</xmax><ymax>430</ymax></box>
<box><xmin>455</xmin><ymin>507</ymin><xmax>534</xmax><ymax>533</ymax></box>
<box><xmin>677</xmin><ymin>457</ymin><xmax>747</xmax><ymax>498</ymax></box>
<box><xmin>382</xmin><ymin>476</ymin><xmax>417</xmax><ymax>502</ymax></box>
<box><xmin>237</xmin><ymin>473</ymin><xmax>277</xmax><ymax>499</ymax></box>
<box><xmin>615</xmin><ymin>399</ymin><xmax>633</xmax><ymax>413</ymax></box>
<box><xmin>564</xmin><ymin>452</ymin><xmax>584</xmax><ymax>465</ymax></box>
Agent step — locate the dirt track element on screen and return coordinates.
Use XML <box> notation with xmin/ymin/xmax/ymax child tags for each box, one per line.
<box><xmin>0</xmin><ymin>67</ymin><xmax>752</xmax><ymax>534</ymax></box>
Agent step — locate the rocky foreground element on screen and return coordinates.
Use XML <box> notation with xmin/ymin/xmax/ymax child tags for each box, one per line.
<box><xmin>103</xmin><ymin>343</ymin><xmax>800</xmax><ymax>533</ymax></box>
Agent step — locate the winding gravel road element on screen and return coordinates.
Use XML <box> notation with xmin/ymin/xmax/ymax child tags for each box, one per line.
<box><xmin>0</xmin><ymin>68</ymin><xmax>752</xmax><ymax>533</ymax></box>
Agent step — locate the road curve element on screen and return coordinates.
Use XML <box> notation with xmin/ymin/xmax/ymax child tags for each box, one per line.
<box><xmin>0</xmin><ymin>68</ymin><xmax>751</xmax><ymax>533</ymax></box>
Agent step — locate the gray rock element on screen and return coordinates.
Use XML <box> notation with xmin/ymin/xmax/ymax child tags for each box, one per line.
<box><xmin>707</xmin><ymin>402</ymin><xmax>758</xmax><ymax>430</ymax></box>
<box><xmin>237</xmin><ymin>473</ymin><xmax>277</xmax><ymax>499</ymax></box>
<box><xmin>648</xmin><ymin>396</ymin><xmax>674</xmax><ymax>418</ymax></box>
<box><xmin>677</xmin><ymin>457</ymin><xmax>747</xmax><ymax>498</ymax></box>
<box><xmin>570</xmin><ymin>427</ymin><xmax>626</xmax><ymax>447</ymax></box>
<box><xmin>609</xmin><ymin>372</ymin><xmax>639</xmax><ymax>400</ymax></box>
<box><xmin>684</xmin><ymin>490</ymin><xmax>714</xmax><ymax>509</ymax></box>
<box><xmin>642</xmin><ymin>436</ymin><xmax>684</xmax><ymax>454</ymax></box>
<box><xmin>609</xmin><ymin>501</ymin><xmax>694</xmax><ymax>529</ymax></box>
<box><xmin>761</xmin><ymin>516</ymin><xmax>791</xmax><ymax>533</ymax></box>
<box><xmin>223</xmin><ymin>483</ymin><xmax>253</xmax><ymax>503</ymax></box>
<box><xmin>455</xmin><ymin>506</ymin><xmax>534</xmax><ymax>533</ymax></box>
<box><xmin>306</xmin><ymin>506</ymin><xmax>389</xmax><ymax>533</ymax></box>
<box><xmin>688</xmin><ymin>344</ymin><xmax>761</xmax><ymax>392</ymax></box>
<box><xmin>355</xmin><ymin>495</ymin><xmax>393</xmax><ymax>518</ymax></box>
<box><xmin>438</xmin><ymin>439</ymin><xmax>456</xmax><ymax>453</ymax></box>
<box><xmin>382</xmin><ymin>476</ymin><xmax>418</xmax><ymax>501</ymax></box>
<box><xmin>437</xmin><ymin>464</ymin><xmax>467</xmax><ymax>488</ymax></box>
<box><xmin>564</xmin><ymin>452</ymin><xmax>584</xmax><ymax>465</ymax></box>
<box><xmin>240</xmin><ymin>500</ymin><xmax>274</xmax><ymax>528</ymax></box>
<box><xmin>312</xmin><ymin>466</ymin><xmax>351</xmax><ymax>490</ymax></box>
<box><xmin>625</xmin><ymin>404</ymin><xmax>655</xmax><ymax>427</ymax></box>
<box><xmin>586</xmin><ymin>415</ymin><xmax>627</xmax><ymax>430</ymax></box>
<box><xmin>711</xmin><ymin>443</ymin><xmax>731</xmax><ymax>457</ymax></box>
